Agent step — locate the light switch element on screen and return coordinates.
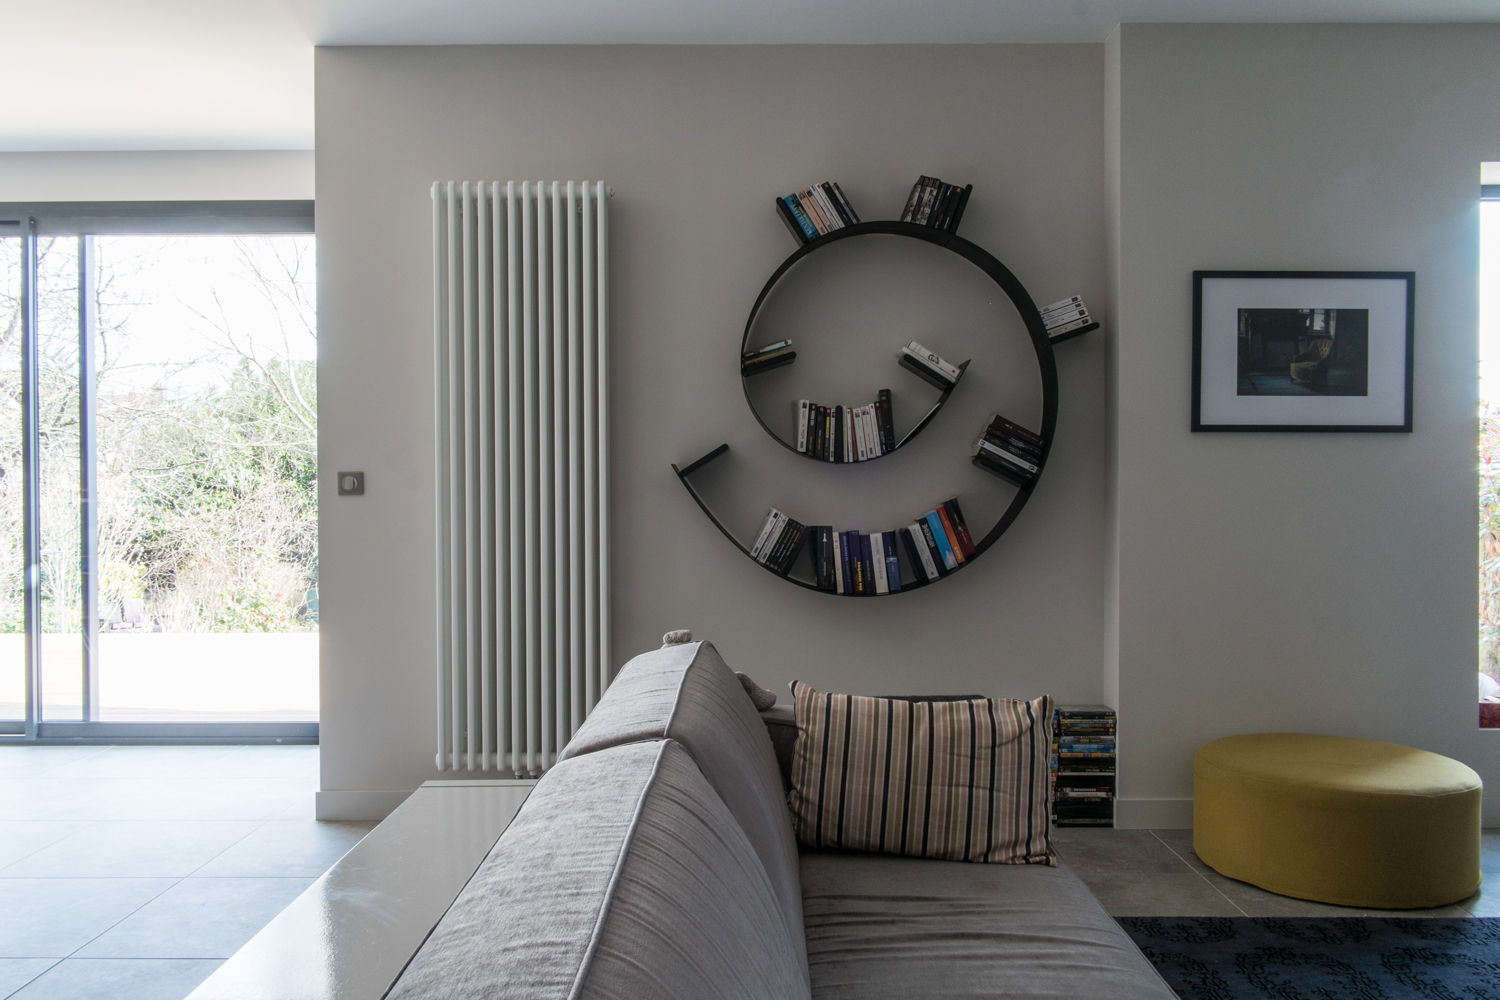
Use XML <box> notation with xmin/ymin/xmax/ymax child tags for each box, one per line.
<box><xmin>337</xmin><ymin>471</ymin><xmax>365</xmax><ymax>496</ymax></box>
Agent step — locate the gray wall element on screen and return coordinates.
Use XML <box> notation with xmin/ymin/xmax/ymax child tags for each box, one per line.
<box><xmin>314</xmin><ymin>44</ymin><xmax>1109</xmax><ymax>818</ymax></box>
<box><xmin>315</xmin><ymin>29</ymin><xmax>1500</xmax><ymax>823</ymax></box>
<box><xmin>1111</xmin><ymin>24</ymin><xmax>1500</xmax><ymax>825</ymax></box>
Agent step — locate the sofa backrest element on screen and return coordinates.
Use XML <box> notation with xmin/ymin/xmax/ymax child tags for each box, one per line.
<box><xmin>558</xmin><ymin>640</ymin><xmax>806</xmax><ymax>971</ymax></box>
<box><xmin>387</xmin><ymin>740</ymin><xmax>812</xmax><ymax>1000</ymax></box>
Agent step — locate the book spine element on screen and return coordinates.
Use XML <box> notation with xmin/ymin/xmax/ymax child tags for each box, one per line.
<box><xmin>782</xmin><ymin>195</ymin><xmax>819</xmax><ymax>241</ymax></box>
<box><xmin>863</xmin><ymin>405</ymin><xmax>881</xmax><ymax>458</ymax></box>
<box><xmin>796</xmin><ymin>399</ymin><xmax>809</xmax><ymax>454</ymax></box>
<box><xmin>947</xmin><ymin>184</ymin><xmax>972</xmax><ymax>232</ymax></box>
<box><xmin>976</xmin><ymin>437</ymin><xmax>1040</xmax><ymax>474</ymax></box>
<box><xmin>942</xmin><ymin>497</ymin><xmax>976</xmax><ymax>558</ymax></box>
<box><xmin>903</xmin><ymin>342</ymin><xmax>962</xmax><ymax>380</ymax></box>
<box><xmin>1039</xmin><ymin>294</ymin><xmax>1084</xmax><ymax>314</ymax></box>
<box><xmin>858</xmin><ymin>532</ymin><xmax>874</xmax><ymax>595</ymax></box>
<box><xmin>833</xmin><ymin>528</ymin><xmax>846</xmax><ymax>595</ymax></box>
<box><xmin>1046</xmin><ymin>315</ymin><xmax>1096</xmax><ymax>338</ymax></box>
<box><xmin>775</xmin><ymin>196</ymin><xmax>811</xmax><ymax>244</ymax></box>
<box><xmin>829</xmin><ymin>181</ymin><xmax>860</xmax><ymax>224</ymax></box>
<box><xmin>810</xmin><ymin>185</ymin><xmax>845</xmax><ymax>230</ymax></box>
<box><xmin>839</xmin><ymin>530</ymin><xmax>855</xmax><ymax>595</ymax></box>
<box><xmin>987</xmin><ymin>414</ymin><xmax>1044</xmax><ymax>450</ymax></box>
<box><xmin>882</xmin><ymin>529</ymin><xmax>902</xmax><ymax>592</ymax></box>
<box><xmin>876</xmin><ymin>388</ymin><xmax>895</xmax><ymax>452</ymax></box>
<box><xmin>901</xmin><ymin>525</ymin><xmax>937</xmax><ymax>582</ymax></box>
<box><xmin>935</xmin><ymin>505</ymin><xmax>965</xmax><ymax>564</ymax></box>
<box><xmin>749</xmin><ymin>508</ymin><xmax>783</xmax><ymax>560</ymax></box>
<box><xmin>918</xmin><ymin>518</ymin><xmax>950</xmax><ymax>575</ymax></box>
<box><xmin>871</xmin><ymin>531</ymin><xmax>889</xmax><ymax>594</ymax></box>
<box><xmin>924</xmin><ymin>511</ymin><xmax>958</xmax><ymax>571</ymax></box>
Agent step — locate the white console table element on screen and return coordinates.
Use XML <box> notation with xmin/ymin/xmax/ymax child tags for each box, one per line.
<box><xmin>187</xmin><ymin>780</ymin><xmax>532</xmax><ymax>1000</ymax></box>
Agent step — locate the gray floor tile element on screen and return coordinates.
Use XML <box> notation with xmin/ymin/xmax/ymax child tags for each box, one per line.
<box><xmin>75</xmin><ymin>877</ymin><xmax>314</xmax><ymax>960</ymax></box>
<box><xmin>0</xmin><ymin>749</ymin><xmax>109</xmax><ymax>780</ymax></box>
<box><xmin>192</xmin><ymin>820</ymin><xmax>372</xmax><ymax>878</ymax></box>
<box><xmin>7</xmin><ymin>958</ymin><xmax>221</xmax><ymax>1000</ymax></box>
<box><xmin>211</xmin><ymin>747</ymin><xmax>319</xmax><ymax>782</ymax></box>
<box><xmin>39</xmin><ymin>747</ymin><xmax>241</xmax><ymax>780</ymax></box>
<box><xmin>0</xmin><ymin>822</ymin><xmax>259</xmax><ymax>879</ymax></box>
<box><xmin>0</xmin><ymin>878</ymin><xmax>175</xmax><ymax>957</ymax></box>
<box><xmin>0</xmin><ymin>959</ymin><xmax>56</xmax><ymax>998</ymax></box>
<box><xmin>0</xmin><ymin>824</ymin><xmax>85</xmax><ymax>872</ymax></box>
<box><xmin>1080</xmin><ymin>868</ymin><xmax>1243</xmax><ymax>916</ymax></box>
<box><xmin>1053</xmin><ymin>827</ymin><xmax>1190</xmax><ymax>879</ymax></box>
<box><xmin>0</xmin><ymin>776</ymin><xmax>309</xmax><ymax>823</ymax></box>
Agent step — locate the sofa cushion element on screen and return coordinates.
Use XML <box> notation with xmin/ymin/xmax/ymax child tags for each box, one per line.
<box><xmin>559</xmin><ymin>640</ymin><xmax>806</xmax><ymax>968</ymax></box>
<box><xmin>788</xmin><ymin>681</ymin><xmax>1054</xmax><ymax>864</ymax></box>
<box><xmin>387</xmin><ymin>740</ymin><xmax>811</xmax><ymax>1000</ymax></box>
<box><xmin>800</xmin><ymin>849</ymin><xmax>1176</xmax><ymax>999</ymax></box>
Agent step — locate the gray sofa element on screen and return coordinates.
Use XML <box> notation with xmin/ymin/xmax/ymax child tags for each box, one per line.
<box><xmin>386</xmin><ymin>640</ymin><xmax>1176</xmax><ymax>999</ymax></box>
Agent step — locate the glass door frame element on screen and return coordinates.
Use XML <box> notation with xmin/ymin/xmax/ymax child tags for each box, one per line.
<box><xmin>0</xmin><ymin>201</ymin><xmax>318</xmax><ymax>744</ymax></box>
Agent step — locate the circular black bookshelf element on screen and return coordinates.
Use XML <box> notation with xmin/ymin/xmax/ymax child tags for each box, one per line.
<box><xmin>674</xmin><ymin>219</ymin><xmax>1064</xmax><ymax>594</ymax></box>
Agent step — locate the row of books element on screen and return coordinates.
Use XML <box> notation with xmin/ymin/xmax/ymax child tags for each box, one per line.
<box><xmin>748</xmin><ymin>507</ymin><xmax>807</xmax><ymax>576</ymax></box>
<box><xmin>749</xmin><ymin>496</ymin><xmax>977</xmax><ymax>592</ymax></box>
<box><xmin>775</xmin><ymin>181</ymin><xmax>861</xmax><ymax>244</ymax></box>
<box><xmin>972</xmin><ymin>414</ymin><xmax>1043</xmax><ymax>488</ymax></box>
<box><xmin>1039</xmin><ymin>295</ymin><xmax>1095</xmax><ymax>340</ymax></box>
<box><xmin>899</xmin><ymin>175</ymin><xmax>972</xmax><ymax>233</ymax></box>
<box><xmin>897</xmin><ymin>341</ymin><xmax>964</xmax><ymax>390</ymax></box>
<box><xmin>742</xmin><ymin>338</ymin><xmax>795</xmax><ymax>376</ymax></box>
<box><xmin>795</xmin><ymin>391</ymin><xmax>895</xmax><ymax>462</ymax></box>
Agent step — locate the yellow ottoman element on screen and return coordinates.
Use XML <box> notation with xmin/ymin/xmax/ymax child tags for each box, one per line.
<box><xmin>1194</xmin><ymin>733</ymin><xmax>1481</xmax><ymax>909</ymax></box>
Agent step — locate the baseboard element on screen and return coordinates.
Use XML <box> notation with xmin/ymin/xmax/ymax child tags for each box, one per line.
<box><xmin>315</xmin><ymin>788</ymin><xmax>417</xmax><ymax>821</ymax></box>
<box><xmin>1115</xmin><ymin>797</ymin><xmax>1193</xmax><ymax>829</ymax></box>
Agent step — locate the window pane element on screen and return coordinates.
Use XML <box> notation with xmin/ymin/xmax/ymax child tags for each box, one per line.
<box><xmin>91</xmin><ymin>234</ymin><xmax>317</xmax><ymax>721</ymax></box>
<box><xmin>0</xmin><ymin>237</ymin><xmax>23</xmax><ymax>722</ymax></box>
<box><xmin>35</xmin><ymin>237</ymin><xmax>83</xmax><ymax>722</ymax></box>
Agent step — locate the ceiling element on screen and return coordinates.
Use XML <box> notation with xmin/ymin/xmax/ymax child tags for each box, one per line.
<box><xmin>6</xmin><ymin>0</ymin><xmax>1499</xmax><ymax>152</ymax></box>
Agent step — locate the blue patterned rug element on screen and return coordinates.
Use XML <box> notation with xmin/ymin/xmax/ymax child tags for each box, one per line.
<box><xmin>1119</xmin><ymin>917</ymin><xmax>1500</xmax><ymax>999</ymax></box>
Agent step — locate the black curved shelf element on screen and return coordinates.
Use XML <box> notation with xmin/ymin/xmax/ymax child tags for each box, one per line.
<box><xmin>675</xmin><ymin>218</ymin><xmax>1067</xmax><ymax>595</ymax></box>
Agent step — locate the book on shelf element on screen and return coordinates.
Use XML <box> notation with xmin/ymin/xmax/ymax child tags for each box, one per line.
<box><xmin>941</xmin><ymin>497</ymin><xmax>976</xmax><ymax>558</ymax></box>
<box><xmin>749</xmin><ymin>508</ymin><xmax>807</xmax><ymax>576</ymax></box>
<box><xmin>897</xmin><ymin>341</ymin><xmax>963</xmax><ymax>390</ymax></box>
<box><xmin>776</xmin><ymin>181</ymin><xmax>861</xmax><ymax>244</ymax></box>
<box><xmin>973</xmin><ymin>414</ymin><xmax>1043</xmax><ymax>487</ymax></box>
<box><xmin>1038</xmin><ymin>294</ymin><xmax>1094</xmax><ymax>339</ymax></box>
<box><xmin>794</xmin><ymin>390</ymin><xmax>894</xmax><ymax>462</ymax></box>
<box><xmin>871</xmin><ymin>532</ymin><xmax>889</xmax><ymax>595</ymax></box>
<box><xmin>741</xmin><ymin>341</ymin><xmax>796</xmax><ymax>376</ymax></box>
<box><xmin>876</xmin><ymin>389</ymin><xmax>895</xmax><ymax>452</ymax></box>
<box><xmin>898</xmin><ymin>175</ymin><xmax>973</xmax><ymax>233</ymax></box>
<box><xmin>902</xmin><ymin>524</ymin><xmax>939</xmax><ymax>582</ymax></box>
<box><xmin>882</xmin><ymin>530</ymin><xmax>902</xmax><ymax>593</ymax></box>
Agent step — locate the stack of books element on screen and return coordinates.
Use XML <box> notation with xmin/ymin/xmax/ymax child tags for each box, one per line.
<box><xmin>741</xmin><ymin>339</ymin><xmax>795</xmax><ymax>376</ymax></box>
<box><xmin>775</xmin><ymin>182</ymin><xmax>860</xmax><ymax>244</ymax></box>
<box><xmin>898</xmin><ymin>175</ymin><xmax>972</xmax><ymax>233</ymax></box>
<box><xmin>897</xmin><ymin>341</ymin><xmax>963</xmax><ymax>390</ymax></box>
<box><xmin>972</xmin><ymin>414</ymin><xmax>1042</xmax><ymax>488</ymax></box>
<box><xmin>1050</xmin><ymin>705</ymin><xmax>1117</xmax><ymax>827</ymax></box>
<box><xmin>1039</xmin><ymin>295</ymin><xmax>1095</xmax><ymax>340</ymax></box>
<box><xmin>795</xmin><ymin>390</ymin><xmax>895</xmax><ymax>462</ymax></box>
<box><xmin>749</xmin><ymin>508</ymin><xmax>808</xmax><ymax>576</ymax></box>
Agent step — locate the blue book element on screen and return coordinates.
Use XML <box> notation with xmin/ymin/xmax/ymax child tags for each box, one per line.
<box><xmin>925</xmin><ymin>511</ymin><xmax>958</xmax><ymax>571</ymax></box>
<box><xmin>882</xmin><ymin>530</ymin><xmax>901</xmax><ymax>592</ymax></box>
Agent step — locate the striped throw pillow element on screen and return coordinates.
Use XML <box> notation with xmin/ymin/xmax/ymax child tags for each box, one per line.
<box><xmin>787</xmin><ymin>681</ymin><xmax>1054</xmax><ymax>865</ymax></box>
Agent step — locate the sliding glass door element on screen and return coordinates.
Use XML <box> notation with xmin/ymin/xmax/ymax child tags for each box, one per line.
<box><xmin>1</xmin><ymin>203</ymin><xmax>317</xmax><ymax>740</ymax></box>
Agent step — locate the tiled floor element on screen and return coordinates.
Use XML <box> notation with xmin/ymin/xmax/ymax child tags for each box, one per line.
<box><xmin>0</xmin><ymin>745</ymin><xmax>372</xmax><ymax>1000</ymax></box>
<box><xmin>1055</xmin><ymin>825</ymin><xmax>1500</xmax><ymax>918</ymax></box>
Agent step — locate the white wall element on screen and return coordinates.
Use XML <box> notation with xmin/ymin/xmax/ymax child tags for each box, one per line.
<box><xmin>1110</xmin><ymin>24</ymin><xmax>1500</xmax><ymax>825</ymax></box>
<box><xmin>316</xmin><ymin>29</ymin><xmax>1500</xmax><ymax>825</ymax></box>
<box><xmin>314</xmin><ymin>44</ymin><xmax>1110</xmax><ymax>818</ymax></box>
<box><xmin>0</xmin><ymin>151</ymin><xmax>313</xmax><ymax>201</ymax></box>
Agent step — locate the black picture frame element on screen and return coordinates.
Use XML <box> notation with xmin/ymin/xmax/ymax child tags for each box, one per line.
<box><xmin>1192</xmin><ymin>270</ymin><xmax>1414</xmax><ymax>432</ymax></box>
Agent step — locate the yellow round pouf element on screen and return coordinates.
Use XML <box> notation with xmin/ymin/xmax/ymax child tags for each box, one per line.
<box><xmin>1193</xmin><ymin>734</ymin><xmax>1482</xmax><ymax>909</ymax></box>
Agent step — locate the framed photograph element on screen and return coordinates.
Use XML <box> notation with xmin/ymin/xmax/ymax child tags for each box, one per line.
<box><xmin>1192</xmin><ymin>270</ymin><xmax>1414</xmax><ymax>432</ymax></box>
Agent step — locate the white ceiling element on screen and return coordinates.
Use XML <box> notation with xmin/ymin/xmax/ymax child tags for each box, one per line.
<box><xmin>6</xmin><ymin>0</ymin><xmax>1500</xmax><ymax>152</ymax></box>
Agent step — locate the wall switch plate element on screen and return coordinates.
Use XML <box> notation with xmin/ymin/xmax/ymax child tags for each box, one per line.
<box><xmin>337</xmin><ymin>471</ymin><xmax>365</xmax><ymax>496</ymax></box>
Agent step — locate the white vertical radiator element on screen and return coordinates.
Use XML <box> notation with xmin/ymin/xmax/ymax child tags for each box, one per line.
<box><xmin>432</xmin><ymin>180</ymin><xmax>610</xmax><ymax>776</ymax></box>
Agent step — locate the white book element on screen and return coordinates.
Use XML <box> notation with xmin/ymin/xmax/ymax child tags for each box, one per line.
<box><xmin>1042</xmin><ymin>305</ymin><xmax>1090</xmax><ymax>326</ymax></box>
<box><xmin>871</xmin><ymin>532</ymin><xmax>889</xmax><ymax>594</ymax></box>
<box><xmin>832</xmin><ymin>528</ymin><xmax>845</xmax><ymax>594</ymax></box>
<box><xmin>796</xmin><ymin>400</ymin><xmax>809</xmax><ymax>453</ymax></box>
<box><xmin>845</xmin><ymin>408</ymin><xmax>855</xmax><ymax>463</ymax></box>
<box><xmin>976</xmin><ymin>437</ymin><xmax>1041</xmax><ymax>474</ymax></box>
<box><xmin>750</xmin><ymin>508</ymin><xmax>785</xmax><ymax>561</ymax></box>
<box><xmin>853</xmin><ymin>404</ymin><xmax>868</xmax><ymax>461</ymax></box>
<box><xmin>859</xmin><ymin>405</ymin><xmax>877</xmax><ymax>457</ymax></box>
<box><xmin>1039</xmin><ymin>295</ymin><xmax>1085</xmax><ymax>314</ymax></box>
<box><xmin>901</xmin><ymin>342</ymin><xmax>962</xmax><ymax>381</ymax></box>
<box><xmin>810</xmin><ymin>185</ymin><xmax>844</xmax><ymax>230</ymax></box>
<box><xmin>907</xmin><ymin>524</ymin><xmax>940</xmax><ymax>581</ymax></box>
<box><xmin>1047</xmin><ymin>315</ymin><xmax>1096</xmax><ymax>337</ymax></box>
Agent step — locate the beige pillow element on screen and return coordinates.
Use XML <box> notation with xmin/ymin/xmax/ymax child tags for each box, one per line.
<box><xmin>787</xmin><ymin>680</ymin><xmax>1054</xmax><ymax>864</ymax></box>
